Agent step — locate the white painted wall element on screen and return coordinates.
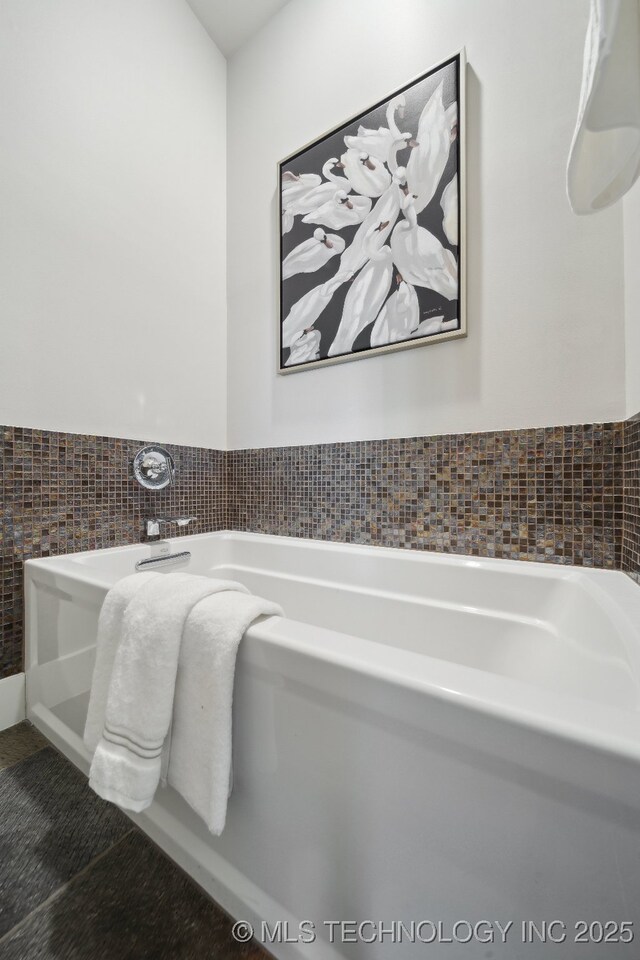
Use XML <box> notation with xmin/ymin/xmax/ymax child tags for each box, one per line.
<box><xmin>0</xmin><ymin>0</ymin><xmax>227</xmax><ymax>448</ymax></box>
<box><xmin>227</xmin><ymin>0</ymin><xmax>627</xmax><ymax>449</ymax></box>
<box><xmin>624</xmin><ymin>181</ymin><xmax>640</xmax><ymax>418</ymax></box>
<box><xmin>1</xmin><ymin>0</ymin><xmax>630</xmax><ymax>450</ymax></box>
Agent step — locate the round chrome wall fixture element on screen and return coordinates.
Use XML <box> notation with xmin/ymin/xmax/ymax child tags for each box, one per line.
<box><xmin>132</xmin><ymin>445</ymin><xmax>175</xmax><ymax>491</ymax></box>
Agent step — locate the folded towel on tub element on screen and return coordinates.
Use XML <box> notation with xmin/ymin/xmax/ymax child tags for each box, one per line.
<box><xmin>85</xmin><ymin>571</ymin><xmax>250</xmax><ymax>813</ymax></box>
<box><xmin>84</xmin><ymin>570</ymin><xmax>158</xmax><ymax>754</ymax></box>
<box><xmin>167</xmin><ymin>590</ymin><xmax>282</xmax><ymax>835</ymax></box>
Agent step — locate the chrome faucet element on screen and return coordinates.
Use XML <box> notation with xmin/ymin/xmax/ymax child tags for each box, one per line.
<box><xmin>145</xmin><ymin>516</ymin><xmax>197</xmax><ymax>539</ymax></box>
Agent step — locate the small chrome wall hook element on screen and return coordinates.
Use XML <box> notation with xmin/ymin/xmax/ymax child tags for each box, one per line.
<box><xmin>132</xmin><ymin>445</ymin><xmax>175</xmax><ymax>490</ymax></box>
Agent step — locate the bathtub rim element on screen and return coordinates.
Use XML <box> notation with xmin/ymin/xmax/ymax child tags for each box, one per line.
<box><xmin>23</xmin><ymin>526</ymin><xmax>638</xmax><ymax>589</ymax></box>
<box><xmin>24</xmin><ymin>530</ymin><xmax>640</xmax><ymax>772</ymax></box>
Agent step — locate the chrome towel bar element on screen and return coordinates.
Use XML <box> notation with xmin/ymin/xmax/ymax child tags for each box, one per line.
<box><xmin>135</xmin><ymin>551</ymin><xmax>191</xmax><ymax>570</ymax></box>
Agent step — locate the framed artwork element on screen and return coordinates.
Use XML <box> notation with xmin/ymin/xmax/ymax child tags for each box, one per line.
<box><xmin>278</xmin><ymin>51</ymin><xmax>466</xmax><ymax>373</ymax></box>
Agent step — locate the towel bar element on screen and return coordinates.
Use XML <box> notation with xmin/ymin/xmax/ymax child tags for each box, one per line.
<box><xmin>136</xmin><ymin>551</ymin><xmax>191</xmax><ymax>570</ymax></box>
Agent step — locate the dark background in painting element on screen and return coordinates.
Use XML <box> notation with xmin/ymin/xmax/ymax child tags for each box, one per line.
<box><xmin>280</xmin><ymin>57</ymin><xmax>460</xmax><ymax>369</ymax></box>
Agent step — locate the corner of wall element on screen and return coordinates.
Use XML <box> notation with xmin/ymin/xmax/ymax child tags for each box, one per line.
<box><xmin>623</xmin><ymin>180</ymin><xmax>640</xmax><ymax>421</ymax></box>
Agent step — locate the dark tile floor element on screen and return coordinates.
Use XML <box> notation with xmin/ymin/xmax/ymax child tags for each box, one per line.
<box><xmin>0</xmin><ymin>725</ymin><xmax>48</xmax><ymax>772</ymax></box>
<box><xmin>0</xmin><ymin>723</ymin><xmax>268</xmax><ymax>959</ymax></box>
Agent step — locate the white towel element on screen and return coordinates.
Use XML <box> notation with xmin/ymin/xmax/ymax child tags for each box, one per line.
<box><xmin>84</xmin><ymin>571</ymin><xmax>158</xmax><ymax>754</ymax></box>
<box><xmin>568</xmin><ymin>0</ymin><xmax>640</xmax><ymax>213</ymax></box>
<box><xmin>167</xmin><ymin>590</ymin><xmax>282</xmax><ymax>835</ymax></box>
<box><xmin>86</xmin><ymin>572</ymin><xmax>248</xmax><ymax>812</ymax></box>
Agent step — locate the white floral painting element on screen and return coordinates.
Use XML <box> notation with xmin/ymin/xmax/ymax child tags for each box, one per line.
<box><xmin>279</xmin><ymin>53</ymin><xmax>465</xmax><ymax>372</ymax></box>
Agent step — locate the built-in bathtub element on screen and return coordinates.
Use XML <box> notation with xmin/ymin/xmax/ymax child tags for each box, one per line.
<box><xmin>25</xmin><ymin>532</ymin><xmax>640</xmax><ymax>959</ymax></box>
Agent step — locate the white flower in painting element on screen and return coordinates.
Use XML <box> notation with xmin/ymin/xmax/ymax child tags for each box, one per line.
<box><xmin>338</xmin><ymin>167</ymin><xmax>405</xmax><ymax>276</ymax></box>
<box><xmin>328</xmin><ymin>234</ymin><xmax>394</xmax><ymax>356</ymax></box>
<box><xmin>282</xmin><ymin>207</ymin><xmax>295</xmax><ymax>234</ymax></box>
<box><xmin>411</xmin><ymin>316</ymin><xmax>459</xmax><ymax>338</ymax></box>
<box><xmin>387</xmin><ymin>138</ymin><xmax>412</xmax><ymax>176</ymax></box>
<box><xmin>405</xmin><ymin>81</ymin><xmax>451</xmax><ymax>214</ymax></box>
<box><xmin>390</xmin><ymin>195</ymin><xmax>457</xmax><ymax>299</ymax></box>
<box><xmin>282</xmin><ymin>273</ymin><xmax>345</xmax><ymax>348</ymax></box>
<box><xmin>281</xmin><ymin>170</ymin><xmax>322</xmax><ymax>207</ymax></box>
<box><xmin>344</xmin><ymin>95</ymin><xmax>412</xmax><ymax>163</ymax></box>
<box><xmin>370</xmin><ymin>277</ymin><xmax>419</xmax><ymax>347</ymax></box>
<box><xmin>446</xmin><ymin>102</ymin><xmax>458</xmax><ymax>142</ymax></box>
<box><xmin>283</xmin><ymin>228</ymin><xmax>346</xmax><ymax>280</ymax></box>
<box><xmin>283</xmin><ymin>160</ymin><xmax>350</xmax><ymax>217</ymax></box>
<box><xmin>440</xmin><ymin>174</ymin><xmax>458</xmax><ymax>246</ymax></box>
<box><xmin>340</xmin><ymin>149</ymin><xmax>391</xmax><ymax>197</ymax></box>
<box><xmin>285</xmin><ymin>328</ymin><xmax>322</xmax><ymax>366</ymax></box>
<box><xmin>302</xmin><ymin>190</ymin><xmax>372</xmax><ymax>230</ymax></box>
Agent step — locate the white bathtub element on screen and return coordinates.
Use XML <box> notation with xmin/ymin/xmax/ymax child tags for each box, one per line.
<box><xmin>25</xmin><ymin>532</ymin><xmax>640</xmax><ymax>959</ymax></box>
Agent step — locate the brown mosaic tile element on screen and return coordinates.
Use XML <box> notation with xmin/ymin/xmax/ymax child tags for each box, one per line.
<box><xmin>622</xmin><ymin>414</ymin><xmax>640</xmax><ymax>584</ymax></box>
<box><xmin>0</xmin><ymin>427</ymin><xmax>226</xmax><ymax>680</ymax></box>
<box><xmin>1</xmin><ymin>417</ymin><xmax>636</xmax><ymax>681</ymax></box>
<box><xmin>226</xmin><ymin>422</ymin><xmax>624</xmax><ymax>571</ymax></box>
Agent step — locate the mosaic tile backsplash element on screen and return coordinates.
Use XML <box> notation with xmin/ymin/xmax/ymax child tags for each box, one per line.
<box><xmin>227</xmin><ymin>423</ymin><xmax>623</xmax><ymax>567</ymax></box>
<box><xmin>622</xmin><ymin>415</ymin><xmax>640</xmax><ymax>584</ymax></box>
<box><xmin>0</xmin><ymin>419</ymin><xmax>637</xmax><ymax>680</ymax></box>
<box><xmin>0</xmin><ymin>427</ymin><xmax>226</xmax><ymax>680</ymax></box>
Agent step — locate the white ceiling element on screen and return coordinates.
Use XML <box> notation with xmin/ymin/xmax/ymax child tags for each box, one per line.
<box><xmin>186</xmin><ymin>0</ymin><xmax>290</xmax><ymax>56</ymax></box>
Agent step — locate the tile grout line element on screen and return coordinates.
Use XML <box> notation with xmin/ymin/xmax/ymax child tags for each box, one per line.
<box><xmin>1</xmin><ymin>742</ymin><xmax>265</xmax><ymax>953</ymax></box>
<box><xmin>0</xmin><ymin>828</ymin><xmax>136</xmax><ymax>949</ymax></box>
